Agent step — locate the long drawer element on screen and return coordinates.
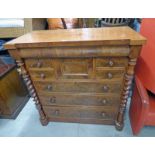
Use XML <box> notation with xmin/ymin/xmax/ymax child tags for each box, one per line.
<box><xmin>19</xmin><ymin>46</ymin><xmax>130</xmax><ymax>58</ymax></box>
<box><xmin>39</xmin><ymin>93</ymin><xmax>120</xmax><ymax>107</ymax></box>
<box><xmin>33</xmin><ymin>80</ymin><xmax>122</xmax><ymax>94</ymax></box>
<box><xmin>42</xmin><ymin>105</ymin><xmax>117</xmax><ymax>123</ymax></box>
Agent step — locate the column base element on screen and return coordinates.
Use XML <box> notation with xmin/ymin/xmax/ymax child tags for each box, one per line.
<box><xmin>115</xmin><ymin>120</ymin><xmax>124</xmax><ymax>131</ymax></box>
<box><xmin>40</xmin><ymin>117</ymin><xmax>49</xmax><ymax>126</ymax></box>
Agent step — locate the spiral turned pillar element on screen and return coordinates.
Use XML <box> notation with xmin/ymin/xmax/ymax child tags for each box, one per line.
<box><xmin>115</xmin><ymin>58</ymin><xmax>137</xmax><ymax>130</ymax></box>
<box><xmin>16</xmin><ymin>59</ymin><xmax>48</xmax><ymax>126</ymax></box>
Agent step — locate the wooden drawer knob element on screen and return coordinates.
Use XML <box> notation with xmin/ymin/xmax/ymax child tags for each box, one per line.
<box><xmin>40</xmin><ymin>73</ymin><xmax>45</xmax><ymax>79</ymax></box>
<box><xmin>30</xmin><ymin>64</ymin><xmax>35</xmax><ymax>67</ymax></box>
<box><xmin>103</xmin><ymin>85</ymin><xmax>109</xmax><ymax>92</ymax></box>
<box><xmin>107</xmin><ymin>72</ymin><xmax>113</xmax><ymax>79</ymax></box>
<box><xmin>37</xmin><ymin>61</ymin><xmax>42</xmax><ymax>68</ymax></box>
<box><xmin>47</xmin><ymin>84</ymin><xmax>52</xmax><ymax>91</ymax></box>
<box><xmin>54</xmin><ymin>110</ymin><xmax>59</xmax><ymax>116</ymax></box>
<box><xmin>101</xmin><ymin>99</ymin><xmax>107</xmax><ymax>105</ymax></box>
<box><xmin>101</xmin><ymin>112</ymin><xmax>106</xmax><ymax>117</ymax></box>
<box><xmin>109</xmin><ymin>60</ymin><xmax>114</xmax><ymax>66</ymax></box>
<box><xmin>49</xmin><ymin>96</ymin><xmax>56</xmax><ymax>103</ymax></box>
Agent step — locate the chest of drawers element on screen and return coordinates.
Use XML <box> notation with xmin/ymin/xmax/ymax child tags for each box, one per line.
<box><xmin>4</xmin><ymin>27</ymin><xmax>146</xmax><ymax>130</ymax></box>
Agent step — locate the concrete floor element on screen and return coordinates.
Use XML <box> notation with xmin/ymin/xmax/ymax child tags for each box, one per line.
<box><xmin>0</xmin><ymin>98</ymin><xmax>155</xmax><ymax>137</ymax></box>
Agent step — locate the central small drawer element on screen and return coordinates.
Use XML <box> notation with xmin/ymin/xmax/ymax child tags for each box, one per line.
<box><xmin>33</xmin><ymin>81</ymin><xmax>122</xmax><ymax>94</ymax></box>
<box><xmin>58</xmin><ymin>58</ymin><xmax>93</xmax><ymax>79</ymax></box>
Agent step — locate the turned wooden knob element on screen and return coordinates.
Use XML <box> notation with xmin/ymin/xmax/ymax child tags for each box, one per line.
<box><xmin>47</xmin><ymin>84</ymin><xmax>52</xmax><ymax>91</ymax></box>
<box><xmin>30</xmin><ymin>64</ymin><xmax>35</xmax><ymax>67</ymax></box>
<box><xmin>101</xmin><ymin>99</ymin><xmax>107</xmax><ymax>105</ymax></box>
<box><xmin>49</xmin><ymin>96</ymin><xmax>56</xmax><ymax>103</ymax></box>
<box><xmin>101</xmin><ymin>112</ymin><xmax>106</xmax><ymax>117</ymax></box>
<box><xmin>109</xmin><ymin>60</ymin><xmax>114</xmax><ymax>66</ymax></box>
<box><xmin>40</xmin><ymin>73</ymin><xmax>45</xmax><ymax>79</ymax></box>
<box><xmin>103</xmin><ymin>85</ymin><xmax>109</xmax><ymax>92</ymax></box>
<box><xmin>107</xmin><ymin>72</ymin><xmax>113</xmax><ymax>79</ymax></box>
<box><xmin>54</xmin><ymin>110</ymin><xmax>59</xmax><ymax>116</ymax></box>
<box><xmin>37</xmin><ymin>61</ymin><xmax>42</xmax><ymax>68</ymax></box>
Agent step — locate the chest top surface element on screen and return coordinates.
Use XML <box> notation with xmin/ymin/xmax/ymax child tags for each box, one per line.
<box><xmin>4</xmin><ymin>27</ymin><xmax>146</xmax><ymax>49</ymax></box>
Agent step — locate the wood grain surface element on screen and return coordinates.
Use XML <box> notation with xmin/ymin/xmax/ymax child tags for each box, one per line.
<box><xmin>5</xmin><ymin>27</ymin><xmax>146</xmax><ymax>130</ymax></box>
<box><xmin>4</xmin><ymin>27</ymin><xmax>146</xmax><ymax>49</ymax></box>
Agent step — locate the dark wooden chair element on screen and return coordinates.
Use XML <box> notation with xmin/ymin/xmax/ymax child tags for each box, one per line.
<box><xmin>101</xmin><ymin>18</ymin><xmax>130</xmax><ymax>27</ymax></box>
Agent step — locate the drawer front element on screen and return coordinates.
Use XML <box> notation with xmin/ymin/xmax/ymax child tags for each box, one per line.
<box><xmin>96</xmin><ymin>68</ymin><xmax>125</xmax><ymax>80</ymax></box>
<box><xmin>28</xmin><ymin>69</ymin><xmax>55</xmax><ymax>80</ymax></box>
<box><xmin>59</xmin><ymin>58</ymin><xmax>93</xmax><ymax>79</ymax></box>
<box><xmin>25</xmin><ymin>58</ymin><xmax>127</xmax><ymax>81</ymax></box>
<box><xmin>19</xmin><ymin>46</ymin><xmax>130</xmax><ymax>58</ymax></box>
<box><xmin>39</xmin><ymin>93</ymin><xmax>120</xmax><ymax>106</ymax></box>
<box><xmin>42</xmin><ymin>106</ymin><xmax>116</xmax><ymax>120</ymax></box>
<box><xmin>25</xmin><ymin>59</ymin><xmax>54</xmax><ymax>69</ymax></box>
<box><xmin>96</xmin><ymin>57</ymin><xmax>128</xmax><ymax>67</ymax></box>
<box><xmin>34</xmin><ymin>81</ymin><xmax>122</xmax><ymax>93</ymax></box>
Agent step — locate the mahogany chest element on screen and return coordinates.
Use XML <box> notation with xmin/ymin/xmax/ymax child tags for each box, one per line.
<box><xmin>4</xmin><ymin>27</ymin><xmax>146</xmax><ymax>130</ymax></box>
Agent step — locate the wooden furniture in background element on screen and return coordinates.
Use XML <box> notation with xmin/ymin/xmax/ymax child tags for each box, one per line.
<box><xmin>101</xmin><ymin>18</ymin><xmax>130</xmax><ymax>27</ymax></box>
<box><xmin>47</xmin><ymin>18</ymin><xmax>96</xmax><ymax>29</ymax></box>
<box><xmin>4</xmin><ymin>27</ymin><xmax>146</xmax><ymax>130</ymax></box>
<box><xmin>0</xmin><ymin>61</ymin><xmax>29</xmax><ymax>119</ymax></box>
<box><xmin>0</xmin><ymin>18</ymin><xmax>46</xmax><ymax>38</ymax></box>
<box><xmin>94</xmin><ymin>18</ymin><xmax>131</xmax><ymax>28</ymax></box>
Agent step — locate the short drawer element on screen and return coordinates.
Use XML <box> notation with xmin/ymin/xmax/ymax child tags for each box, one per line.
<box><xmin>33</xmin><ymin>81</ymin><xmax>122</xmax><ymax>94</ymax></box>
<box><xmin>42</xmin><ymin>106</ymin><xmax>116</xmax><ymax>120</ymax></box>
<box><xmin>59</xmin><ymin>58</ymin><xmax>93</xmax><ymax>79</ymax></box>
<box><xmin>28</xmin><ymin>68</ymin><xmax>55</xmax><ymax>80</ymax></box>
<box><xmin>39</xmin><ymin>93</ymin><xmax>120</xmax><ymax>106</ymax></box>
<box><xmin>25</xmin><ymin>58</ymin><xmax>54</xmax><ymax>69</ymax></box>
<box><xmin>96</xmin><ymin>57</ymin><xmax>128</xmax><ymax>67</ymax></box>
<box><xmin>96</xmin><ymin>68</ymin><xmax>125</xmax><ymax>80</ymax></box>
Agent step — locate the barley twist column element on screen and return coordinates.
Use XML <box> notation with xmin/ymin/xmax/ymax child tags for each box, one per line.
<box><xmin>16</xmin><ymin>59</ymin><xmax>48</xmax><ymax>126</ymax></box>
<box><xmin>115</xmin><ymin>58</ymin><xmax>137</xmax><ymax>130</ymax></box>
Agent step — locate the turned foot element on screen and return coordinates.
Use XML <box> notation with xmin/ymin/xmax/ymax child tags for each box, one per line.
<box><xmin>40</xmin><ymin>117</ymin><xmax>49</xmax><ymax>126</ymax></box>
<box><xmin>115</xmin><ymin>120</ymin><xmax>124</xmax><ymax>131</ymax></box>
